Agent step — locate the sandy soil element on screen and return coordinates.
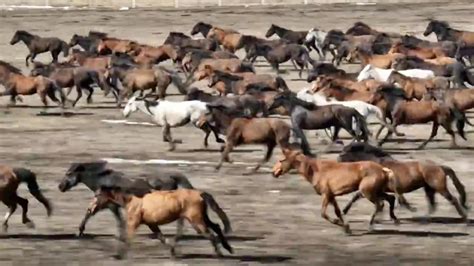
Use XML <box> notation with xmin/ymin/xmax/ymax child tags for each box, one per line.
<box><xmin>0</xmin><ymin>2</ymin><xmax>474</xmax><ymax>265</ymax></box>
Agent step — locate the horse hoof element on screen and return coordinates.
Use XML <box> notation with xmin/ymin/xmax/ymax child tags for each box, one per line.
<box><xmin>395</xmin><ymin>133</ymin><xmax>405</xmax><ymax>137</ymax></box>
<box><xmin>343</xmin><ymin>224</ymin><xmax>352</xmax><ymax>235</ymax></box>
<box><xmin>113</xmin><ymin>254</ymin><xmax>125</xmax><ymax>260</ymax></box>
<box><xmin>25</xmin><ymin>221</ymin><xmax>35</xmax><ymax>229</ymax></box>
<box><xmin>2</xmin><ymin>224</ymin><xmax>8</xmax><ymax>233</ymax></box>
<box><xmin>393</xmin><ymin>219</ymin><xmax>400</xmax><ymax>225</ymax></box>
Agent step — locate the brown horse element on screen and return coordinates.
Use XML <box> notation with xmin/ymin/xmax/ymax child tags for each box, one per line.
<box><xmin>1</xmin><ymin>71</ymin><xmax>67</xmax><ymax>109</ymax></box>
<box><xmin>107</xmin><ymin>65</ymin><xmax>172</xmax><ymax>106</ymax></box>
<box><xmin>207</xmin><ymin>27</ymin><xmax>242</xmax><ymax>53</ymax></box>
<box><xmin>425</xmin><ymin>88</ymin><xmax>474</xmax><ymax>113</ymax></box>
<box><xmin>180</xmin><ymin>49</ymin><xmax>237</xmax><ymax>73</ymax></box>
<box><xmin>207</xmin><ymin>115</ymin><xmax>291</xmax><ymax>172</ymax></box>
<box><xmin>68</xmin><ymin>49</ymin><xmax>111</xmax><ymax>72</ymax></box>
<box><xmin>272</xmin><ymin>148</ymin><xmax>401</xmax><ymax>234</ymax></box>
<box><xmin>164</xmin><ymin>32</ymin><xmax>219</xmax><ymax>51</ymax></box>
<box><xmin>0</xmin><ymin>60</ymin><xmax>23</xmax><ymax>86</ymax></box>
<box><xmin>10</xmin><ymin>30</ymin><xmax>69</xmax><ymax>67</ymax></box>
<box><xmin>265</xmin><ymin>24</ymin><xmax>307</xmax><ymax>45</ymax></box>
<box><xmin>313</xmin><ymin>75</ymin><xmax>381</xmax><ymax>93</ymax></box>
<box><xmin>190</xmin><ymin>59</ymin><xmax>255</xmax><ymax>81</ymax></box>
<box><xmin>96</xmin><ymin>38</ymin><xmax>139</xmax><ymax>55</ymax></box>
<box><xmin>424</xmin><ymin>20</ymin><xmax>474</xmax><ymax>45</ymax></box>
<box><xmin>386</xmin><ymin>71</ymin><xmax>445</xmax><ymax>100</ymax></box>
<box><xmin>91</xmin><ymin>187</ymin><xmax>233</xmax><ymax>259</ymax></box>
<box><xmin>352</xmin><ymin>46</ymin><xmax>404</xmax><ymax>69</ymax></box>
<box><xmin>0</xmin><ymin>165</ymin><xmax>52</xmax><ymax>231</ymax></box>
<box><xmin>338</xmin><ymin>143</ymin><xmax>468</xmax><ymax>220</ymax></box>
<box><xmin>374</xmin><ymin>86</ymin><xmax>467</xmax><ymax>149</ymax></box>
<box><xmin>388</xmin><ymin>42</ymin><xmax>447</xmax><ymax>60</ymax></box>
<box><xmin>134</xmin><ymin>44</ymin><xmax>179</xmax><ymax>65</ymax></box>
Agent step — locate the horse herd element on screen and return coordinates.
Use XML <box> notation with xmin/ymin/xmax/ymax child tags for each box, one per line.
<box><xmin>1</xmin><ymin>19</ymin><xmax>473</xmax><ymax>260</ymax></box>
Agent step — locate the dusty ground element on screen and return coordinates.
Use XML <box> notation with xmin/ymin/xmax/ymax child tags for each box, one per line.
<box><xmin>0</xmin><ymin>2</ymin><xmax>474</xmax><ymax>265</ymax></box>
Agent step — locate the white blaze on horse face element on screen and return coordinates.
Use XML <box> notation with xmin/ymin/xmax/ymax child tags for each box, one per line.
<box><xmin>123</xmin><ymin>96</ymin><xmax>138</xmax><ymax>118</ymax></box>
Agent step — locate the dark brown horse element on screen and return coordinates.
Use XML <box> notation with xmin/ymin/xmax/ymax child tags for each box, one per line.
<box><xmin>0</xmin><ymin>165</ymin><xmax>52</xmax><ymax>231</ymax></box>
<box><xmin>424</xmin><ymin>20</ymin><xmax>474</xmax><ymax>45</ymax></box>
<box><xmin>265</xmin><ymin>24</ymin><xmax>307</xmax><ymax>45</ymax></box>
<box><xmin>164</xmin><ymin>32</ymin><xmax>219</xmax><ymax>51</ymax></box>
<box><xmin>10</xmin><ymin>30</ymin><xmax>69</xmax><ymax>67</ymax></box>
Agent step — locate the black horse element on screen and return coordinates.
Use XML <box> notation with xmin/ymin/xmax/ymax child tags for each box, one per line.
<box><xmin>69</xmin><ymin>31</ymin><xmax>107</xmax><ymax>54</ymax></box>
<box><xmin>268</xmin><ymin>91</ymin><xmax>370</xmax><ymax>155</ymax></box>
<box><xmin>58</xmin><ymin>161</ymin><xmax>195</xmax><ymax>237</ymax></box>
<box><xmin>10</xmin><ymin>30</ymin><xmax>69</xmax><ymax>67</ymax></box>
<box><xmin>164</xmin><ymin>32</ymin><xmax>219</xmax><ymax>51</ymax></box>
<box><xmin>265</xmin><ymin>24</ymin><xmax>307</xmax><ymax>45</ymax></box>
<box><xmin>190</xmin><ymin>22</ymin><xmax>213</xmax><ymax>37</ymax></box>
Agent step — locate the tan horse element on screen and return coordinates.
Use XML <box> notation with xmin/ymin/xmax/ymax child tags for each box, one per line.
<box><xmin>352</xmin><ymin>47</ymin><xmax>404</xmax><ymax>69</ymax></box>
<box><xmin>207</xmin><ymin>27</ymin><xmax>242</xmax><ymax>53</ymax></box>
<box><xmin>192</xmin><ymin>59</ymin><xmax>254</xmax><ymax>81</ymax></box>
<box><xmin>1</xmin><ymin>73</ymin><xmax>67</xmax><ymax>108</ymax></box>
<box><xmin>91</xmin><ymin>187</ymin><xmax>233</xmax><ymax>259</ymax></box>
<box><xmin>134</xmin><ymin>44</ymin><xmax>178</xmax><ymax>65</ymax></box>
<box><xmin>388</xmin><ymin>42</ymin><xmax>447</xmax><ymax>59</ymax></box>
<box><xmin>313</xmin><ymin>75</ymin><xmax>382</xmax><ymax>93</ymax></box>
<box><xmin>424</xmin><ymin>56</ymin><xmax>457</xmax><ymax>66</ymax></box>
<box><xmin>68</xmin><ymin>50</ymin><xmax>110</xmax><ymax>73</ymax></box>
<box><xmin>0</xmin><ymin>165</ymin><xmax>52</xmax><ymax>231</ymax></box>
<box><xmin>272</xmin><ymin>148</ymin><xmax>401</xmax><ymax>234</ymax></box>
<box><xmin>96</xmin><ymin>38</ymin><xmax>139</xmax><ymax>55</ymax></box>
<box><xmin>387</xmin><ymin>71</ymin><xmax>443</xmax><ymax>100</ymax></box>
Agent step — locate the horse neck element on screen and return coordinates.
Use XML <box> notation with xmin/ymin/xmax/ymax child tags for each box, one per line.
<box><xmin>391</xmin><ymin>73</ymin><xmax>407</xmax><ymax>86</ymax></box>
<box><xmin>79</xmin><ymin>173</ymin><xmax>101</xmax><ymax>191</ymax></box>
<box><xmin>18</xmin><ymin>33</ymin><xmax>34</xmax><ymax>45</ymax></box>
<box><xmin>136</xmin><ymin>101</ymin><xmax>156</xmax><ymax>116</ymax></box>
<box><xmin>295</xmin><ymin>156</ymin><xmax>317</xmax><ymax>184</ymax></box>
<box><xmin>273</xmin><ymin>26</ymin><xmax>287</xmax><ymax>37</ymax></box>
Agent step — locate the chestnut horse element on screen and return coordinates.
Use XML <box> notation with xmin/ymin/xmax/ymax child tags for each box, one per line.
<box><xmin>91</xmin><ymin>187</ymin><xmax>233</xmax><ymax>259</ymax></box>
<box><xmin>272</xmin><ymin>147</ymin><xmax>401</xmax><ymax>234</ymax></box>
<box><xmin>0</xmin><ymin>165</ymin><xmax>52</xmax><ymax>231</ymax></box>
<box><xmin>338</xmin><ymin>143</ymin><xmax>469</xmax><ymax>221</ymax></box>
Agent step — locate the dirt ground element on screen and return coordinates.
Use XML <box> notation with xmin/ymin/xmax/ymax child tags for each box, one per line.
<box><xmin>0</xmin><ymin>2</ymin><xmax>474</xmax><ymax>265</ymax></box>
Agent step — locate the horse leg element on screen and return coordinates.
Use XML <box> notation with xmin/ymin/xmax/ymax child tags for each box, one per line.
<box><xmin>2</xmin><ymin>202</ymin><xmax>17</xmax><ymax>232</ymax></box>
<box><xmin>115</xmin><ymin>219</ymin><xmax>139</xmax><ymax>260</ymax></box>
<box><xmin>377</xmin><ymin>123</ymin><xmax>397</xmax><ymax>147</ymax></box>
<box><xmin>439</xmin><ymin>189</ymin><xmax>467</xmax><ymax>221</ymax></box>
<box><xmin>380</xmin><ymin>193</ymin><xmax>399</xmax><ymax>224</ymax></box>
<box><xmin>424</xmin><ymin>185</ymin><xmax>437</xmax><ymax>215</ymax></box>
<box><xmin>320</xmin><ymin>193</ymin><xmax>350</xmax><ymax>234</ymax></box>
<box><xmin>162</xmin><ymin>124</ymin><xmax>176</xmax><ymax>151</ymax></box>
<box><xmin>331</xmin><ymin>197</ymin><xmax>351</xmax><ymax>234</ymax></box>
<box><xmin>39</xmin><ymin>91</ymin><xmax>48</xmax><ymax>111</ymax></box>
<box><xmin>30</xmin><ymin>53</ymin><xmax>37</xmax><ymax>65</ymax></box>
<box><xmin>78</xmin><ymin>206</ymin><xmax>100</xmax><ymax>236</ymax></box>
<box><xmin>418</xmin><ymin>122</ymin><xmax>439</xmax><ymax>149</ymax></box>
<box><xmin>342</xmin><ymin>191</ymin><xmax>363</xmax><ymax>215</ymax></box>
<box><xmin>368</xmin><ymin>198</ymin><xmax>384</xmax><ymax>232</ymax></box>
<box><xmin>110</xmin><ymin>205</ymin><xmax>126</xmax><ymax>241</ymax></box>
<box><xmin>72</xmin><ymin>86</ymin><xmax>83</xmax><ymax>107</ymax></box>
<box><xmin>191</xmin><ymin>222</ymin><xmax>223</xmax><ymax>257</ymax></box>
<box><xmin>66</xmin><ymin>87</ymin><xmax>74</xmax><ymax>96</ymax></box>
<box><xmin>51</xmin><ymin>50</ymin><xmax>60</xmax><ymax>64</ymax></box>
<box><xmin>169</xmin><ymin>218</ymin><xmax>184</xmax><ymax>256</ymax></box>
<box><xmin>25</xmin><ymin>54</ymin><xmax>32</xmax><ymax>67</ymax></box>
<box><xmin>16</xmin><ymin>195</ymin><xmax>34</xmax><ymax>228</ymax></box>
<box><xmin>442</xmin><ymin>122</ymin><xmax>458</xmax><ymax>148</ymax></box>
<box><xmin>216</xmin><ymin>141</ymin><xmax>234</xmax><ymax>170</ymax></box>
<box><xmin>86</xmin><ymin>86</ymin><xmax>94</xmax><ymax>104</ymax></box>
<box><xmin>251</xmin><ymin>142</ymin><xmax>275</xmax><ymax>174</ymax></box>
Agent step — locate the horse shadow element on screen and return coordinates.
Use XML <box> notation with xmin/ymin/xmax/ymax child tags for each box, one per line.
<box><xmin>179</xmin><ymin>253</ymin><xmax>292</xmax><ymax>263</ymax></box>
<box><xmin>403</xmin><ymin>216</ymin><xmax>474</xmax><ymax>225</ymax></box>
<box><xmin>36</xmin><ymin>111</ymin><xmax>94</xmax><ymax>117</ymax></box>
<box><xmin>359</xmin><ymin>229</ymin><xmax>468</xmax><ymax>238</ymax></box>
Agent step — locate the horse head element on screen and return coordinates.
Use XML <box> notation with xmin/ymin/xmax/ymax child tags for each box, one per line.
<box><xmin>58</xmin><ymin>161</ymin><xmax>108</xmax><ymax>192</ymax></box>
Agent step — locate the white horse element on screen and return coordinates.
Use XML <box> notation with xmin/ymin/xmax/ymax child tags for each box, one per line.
<box><xmin>304</xmin><ymin>28</ymin><xmax>328</xmax><ymax>61</ymax></box>
<box><xmin>296</xmin><ymin>88</ymin><xmax>404</xmax><ymax>137</ymax></box>
<box><xmin>122</xmin><ymin>96</ymin><xmax>223</xmax><ymax>150</ymax></box>
<box><xmin>357</xmin><ymin>64</ymin><xmax>435</xmax><ymax>82</ymax></box>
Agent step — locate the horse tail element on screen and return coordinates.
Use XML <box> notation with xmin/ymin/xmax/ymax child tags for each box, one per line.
<box><xmin>61</xmin><ymin>41</ymin><xmax>70</xmax><ymax>57</ymax></box>
<box><xmin>441</xmin><ymin>165</ymin><xmax>468</xmax><ymax>210</ymax></box>
<box><xmin>275</xmin><ymin>76</ymin><xmax>289</xmax><ymax>91</ymax></box>
<box><xmin>352</xmin><ymin>111</ymin><xmax>370</xmax><ymax>141</ymax></box>
<box><xmin>13</xmin><ymin>168</ymin><xmax>52</xmax><ymax>216</ymax></box>
<box><xmin>450</xmin><ymin>107</ymin><xmax>467</xmax><ymax>140</ymax></box>
<box><xmin>201</xmin><ymin>192</ymin><xmax>234</xmax><ymax>242</ymax></box>
<box><xmin>170</xmin><ymin>173</ymin><xmax>194</xmax><ymax>189</ymax></box>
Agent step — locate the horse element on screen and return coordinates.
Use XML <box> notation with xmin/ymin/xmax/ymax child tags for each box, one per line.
<box><xmin>30</xmin><ymin>62</ymin><xmax>115</xmax><ymax>106</ymax></box>
<box><xmin>68</xmin><ymin>49</ymin><xmax>111</xmax><ymax>73</ymax></box>
<box><xmin>388</xmin><ymin>42</ymin><xmax>448</xmax><ymax>60</ymax></box>
<box><xmin>0</xmin><ymin>165</ymin><xmax>52</xmax><ymax>231</ymax></box>
<box><xmin>164</xmin><ymin>32</ymin><xmax>219</xmax><ymax>51</ymax></box>
<box><xmin>133</xmin><ymin>44</ymin><xmax>179</xmax><ymax>65</ymax></box>
<box><xmin>207</xmin><ymin>69</ymin><xmax>288</xmax><ymax>95</ymax></box>
<box><xmin>69</xmin><ymin>32</ymin><xmax>105</xmax><ymax>54</ymax></box>
<box><xmin>424</xmin><ymin>20</ymin><xmax>474</xmax><ymax>45</ymax></box>
<box><xmin>401</xmin><ymin>34</ymin><xmax>457</xmax><ymax>57</ymax></box>
<box><xmin>96</xmin><ymin>38</ymin><xmax>139</xmax><ymax>55</ymax></box>
<box><xmin>269</xmin><ymin>91</ymin><xmax>370</xmax><ymax>155</ymax></box>
<box><xmin>91</xmin><ymin>186</ymin><xmax>233</xmax><ymax>259</ymax></box>
<box><xmin>386</xmin><ymin>71</ymin><xmax>449</xmax><ymax>100</ymax></box>
<box><xmin>307</xmin><ymin>63</ymin><xmax>356</xmax><ymax>82</ymax></box>
<box><xmin>188</xmin><ymin>58</ymin><xmax>255</xmax><ymax>82</ymax></box>
<box><xmin>356</xmin><ymin>64</ymin><xmax>435</xmax><ymax>82</ymax></box>
<box><xmin>122</xmin><ymin>96</ymin><xmax>223</xmax><ymax>150</ymax></box>
<box><xmin>373</xmin><ymin>86</ymin><xmax>467</xmax><ymax>149</ymax></box>
<box><xmin>424</xmin><ymin>88</ymin><xmax>474</xmax><ymax>114</ymax></box>
<box><xmin>180</xmin><ymin>49</ymin><xmax>238</xmax><ymax>73</ymax></box>
<box><xmin>296</xmin><ymin>88</ymin><xmax>396</xmax><ymax>132</ymax></box>
<box><xmin>185</xmin><ymin>87</ymin><xmax>267</xmax><ymax>117</ymax></box>
<box><xmin>265</xmin><ymin>24</ymin><xmax>307</xmax><ymax>45</ymax></box>
<box><xmin>246</xmin><ymin>43</ymin><xmax>314</xmax><ymax>78</ymax></box>
<box><xmin>237</xmin><ymin>35</ymin><xmax>289</xmax><ymax>62</ymax></box>
<box><xmin>58</xmin><ymin>161</ymin><xmax>203</xmax><ymax>237</ymax></box>
<box><xmin>338</xmin><ymin>142</ymin><xmax>469</xmax><ymax>221</ymax></box>
<box><xmin>346</xmin><ymin>22</ymin><xmax>401</xmax><ymax>38</ymax></box>
<box><xmin>10</xmin><ymin>30</ymin><xmax>69</xmax><ymax>67</ymax></box>
<box><xmin>304</xmin><ymin>28</ymin><xmax>328</xmax><ymax>60</ymax></box>
<box><xmin>207</xmin><ymin>27</ymin><xmax>242</xmax><ymax>53</ymax></box>
<box><xmin>1</xmin><ymin>71</ymin><xmax>67</xmax><ymax>109</ymax></box>
<box><xmin>352</xmin><ymin>46</ymin><xmax>404</xmax><ymax>69</ymax></box>
<box><xmin>0</xmin><ymin>60</ymin><xmax>23</xmax><ymax>86</ymax></box>
<box><xmin>272</xmin><ymin>147</ymin><xmax>401</xmax><ymax>234</ymax></box>
<box><xmin>106</xmin><ymin>65</ymin><xmax>173</xmax><ymax>105</ymax></box>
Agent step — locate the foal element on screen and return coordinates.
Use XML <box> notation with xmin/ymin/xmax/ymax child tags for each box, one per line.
<box><xmin>92</xmin><ymin>187</ymin><xmax>233</xmax><ymax>259</ymax></box>
<box><xmin>272</xmin><ymin>148</ymin><xmax>400</xmax><ymax>233</ymax></box>
<box><xmin>0</xmin><ymin>165</ymin><xmax>52</xmax><ymax>231</ymax></box>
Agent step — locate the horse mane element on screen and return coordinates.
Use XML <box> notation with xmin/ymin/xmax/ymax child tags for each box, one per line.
<box><xmin>169</xmin><ymin>32</ymin><xmax>190</xmax><ymax>38</ymax></box>
<box><xmin>0</xmin><ymin>60</ymin><xmax>22</xmax><ymax>74</ymax></box>
<box><xmin>431</xmin><ymin>20</ymin><xmax>451</xmax><ymax>29</ymax></box>
<box><xmin>283</xmin><ymin>91</ymin><xmax>317</xmax><ymax>110</ymax></box>
<box><xmin>377</xmin><ymin>85</ymin><xmax>407</xmax><ymax>99</ymax></box>
<box><xmin>214</xmin><ymin>70</ymin><xmax>243</xmax><ymax>81</ymax></box>
<box><xmin>15</xmin><ymin>30</ymin><xmax>34</xmax><ymax>37</ymax></box>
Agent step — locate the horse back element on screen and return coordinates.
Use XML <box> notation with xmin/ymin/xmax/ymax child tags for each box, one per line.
<box><xmin>0</xmin><ymin>165</ymin><xmax>19</xmax><ymax>194</ymax></box>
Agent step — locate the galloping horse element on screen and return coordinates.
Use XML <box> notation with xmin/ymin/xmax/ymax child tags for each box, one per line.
<box><xmin>265</xmin><ymin>24</ymin><xmax>307</xmax><ymax>45</ymax></box>
<box><xmin>10</xmin><ymin>30</ymin><xmax>69</xmax><ymax>67</ymax></box>
<box><xmin>0</xmin><ymin>165</ymin><xmax>52</xmax><ymax>231</ymax></box>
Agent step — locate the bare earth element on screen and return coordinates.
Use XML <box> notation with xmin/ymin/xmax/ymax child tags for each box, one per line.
<box><xmin>0</xmin><ymin>2</ymin><xmax>474</xmax><ymax>265</ymax></box>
